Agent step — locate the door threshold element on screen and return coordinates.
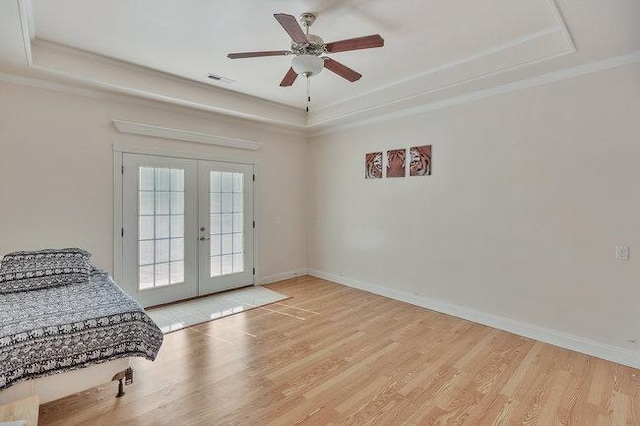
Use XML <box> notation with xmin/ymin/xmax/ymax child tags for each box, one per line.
<box><xmin>146</xmin><ymin>284</ymin><xmax>255</xmax><ymax>310</ymax></box>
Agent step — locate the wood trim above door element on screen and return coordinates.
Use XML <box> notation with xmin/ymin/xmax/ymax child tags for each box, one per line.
<box><xmin>112</xmin><ymin>120</ymin><xmax>264</xmax><ymax>151</ymax></box>
<box><xmin>113</xmin><ymin>142</ymin><xmax>260</xmax><ymax>166</ymax></box>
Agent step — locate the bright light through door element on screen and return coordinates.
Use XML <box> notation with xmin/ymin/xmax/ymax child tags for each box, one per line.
<box><xmin>209</xmin><ymin>171</ymin><xmax>244</xmax><ymax>277</ymax></box>
<box><xmin>138</xmin><ymin>167</ymin><xmax>185</xmax><ymax>289</ymax></box>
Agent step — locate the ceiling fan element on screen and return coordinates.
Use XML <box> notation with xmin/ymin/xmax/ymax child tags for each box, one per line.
<box><xmin>227</xmin><ymin>12</ymin><xmax>384</xmax><ymax>110</ymax></box>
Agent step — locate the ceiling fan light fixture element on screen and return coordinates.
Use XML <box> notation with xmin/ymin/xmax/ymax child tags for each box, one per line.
<box><xmin>226</xmin><ymin>12</ymin><xmax>385</xmax><ymax>110</ymax></box>
<box><xmin>291</xmin><ymin>54</ymin><xmax>324</xmax><ymax>77</ymax></box>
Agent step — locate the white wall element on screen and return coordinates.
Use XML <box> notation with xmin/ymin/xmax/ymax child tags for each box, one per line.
<box><xmin>308</xmin><ymin>63</ymin><xmax>640</xmax><ymax>361</ymax></box>
<box><xmin>1</xmin><ymin>61</ymin><xmax>638</xmax><ymax>367</ymax></box>
<box><xmin>0</xmin><ymin>81</ymin><xmax>308</xmax><ymax>281</ymax></box>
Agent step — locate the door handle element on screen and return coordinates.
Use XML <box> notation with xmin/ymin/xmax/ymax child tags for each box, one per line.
<box><xmin>199</xmin><ymin>236</ymin><xmax>210</xmax><ymax>241</ymax></box>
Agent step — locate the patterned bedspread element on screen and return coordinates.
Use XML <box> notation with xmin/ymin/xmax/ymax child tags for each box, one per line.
<box><xmin>0</xmin><ymin>270</ymin><xmax>163</xmax><ymax>390</ymax></box>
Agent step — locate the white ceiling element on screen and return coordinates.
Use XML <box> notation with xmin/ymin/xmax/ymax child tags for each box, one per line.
<box><xmin>1</xmin><ymin>0</ymin><xmax>639</xmax><ymax>130</ymax></box>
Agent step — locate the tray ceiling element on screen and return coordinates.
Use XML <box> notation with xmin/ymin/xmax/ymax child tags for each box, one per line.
<box><xmin>1</xmin><ymin>0</ymin><xmax>638</xmax><ymax>131</ymax></box>
<box><xmin>31</xmin><ymin>0</ymin><xmax>560</xmax><ymax>109</ymax></box>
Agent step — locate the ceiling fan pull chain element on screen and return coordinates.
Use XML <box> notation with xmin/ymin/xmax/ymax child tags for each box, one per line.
<box><xmin>306</xmin><ymin>76</ymin><xmax>311</xmax><ymax>113</ymax></box>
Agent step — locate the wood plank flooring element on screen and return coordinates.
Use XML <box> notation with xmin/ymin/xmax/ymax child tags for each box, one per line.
<box><xmin>39</xmin><ymin>276</ymin><xmax>639</xmax><ymax>425</ymax></box>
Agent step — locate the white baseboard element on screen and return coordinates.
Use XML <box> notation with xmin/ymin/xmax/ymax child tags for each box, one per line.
<box><xmin>308</xmin><ymin>269</ymin><xmax>640</xmax><ymax>369</ymax></box>
<box><xmin>259</xmin><ymin>268</ymin><xmax>309</xmax><ymax>285</ymax></box>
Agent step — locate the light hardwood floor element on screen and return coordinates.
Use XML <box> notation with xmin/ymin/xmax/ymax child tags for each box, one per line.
<box><xmin>40</xmin><ymin>276</ymin><xmax>639</xmax><ymax>425</ymax></box>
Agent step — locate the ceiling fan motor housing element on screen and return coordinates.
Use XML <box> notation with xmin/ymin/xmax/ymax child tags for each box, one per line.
<box><xmin>291</xmin><ymin>33</ymin><xmax>325</xmax><ymax>77</ymax></box>
<box><xmin>291</xmin><ymin>34</ymin><xmax>325</xmax><ymax>56</ymax></box>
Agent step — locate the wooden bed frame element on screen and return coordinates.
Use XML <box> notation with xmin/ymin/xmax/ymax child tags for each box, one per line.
<box><xmin>0</xmin><ymin>358</ymin><xmax>131</xmax><ymax>406</ymax></box>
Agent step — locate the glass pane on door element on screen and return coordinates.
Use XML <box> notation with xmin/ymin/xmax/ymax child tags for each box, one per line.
<box><xmin>138</xmin><ymin>167</ymin><xmax>185</xmax><ymax>289</ymax></box>
<box><xmin>209</xmin><ymin>171</ymin><xmax>244</xmax><ymax>277</ymax></box>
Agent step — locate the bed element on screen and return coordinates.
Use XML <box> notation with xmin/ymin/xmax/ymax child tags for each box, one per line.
<box><xmin>0</xmin><ymin>266</ymin><xmax>163</xmax><ymax>405</ymax></box>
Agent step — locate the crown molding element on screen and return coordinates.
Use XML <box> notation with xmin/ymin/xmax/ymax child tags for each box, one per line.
<box><xmin>17</xmin><ymin>0</ymin><xmax>33</xmax><ymax>66</ymax></box>
<box><xmin>315</xmin><ymin>27</ymin><xmax>568</xmax><ymax>116</ymax></box>
<box><xmin>29</xmin><ymin>40</ymin><xmax>307</xmax><ymax>129</ymax></box>
<box><xmin>0</xmin><ymin>70</ymin><xmax>307</xmax><ymax>138</ymax></box>
<box><xmin>309</xmin><ymin>23</ymin><xmax>576</xmax><ymax>127</ymax></box>
<box><xmin>6</xmin><ymin>0</ymin><xmax>636</xmax><ymax>139</ymax></box>
<box><xmin>311</xmin><ymin>0</ymin><xmax>576</xmax><ymax>120</ymax></box>
<box><xmin>19</xmin><ymin>0</ymin><xmax>575</xmax><ymax>131</ymax></box>
<box><xmin>8</xmin><ymin>0</ymin><xmax>593</xmax><ymax>135</ymax></box>
<box><xmin>546</xmin><ymin>0</ymin><xmax>576</xmax><ymax>51</ymax></box>
<box><xmin>309</xmin><ymin>50</ymin><xmax>640</xmax><ymax>137</ymax></box>
<box><xmin>5</xmin><ymin>49</ymin><xmax>639</xmax><ymax>141</ymax></box>
<box><xmin>28</xmin><ymin>28</ymin><xmax>572</xmax><ymax>132</ymax></box>
<box><xmin>112</xmin><ymin>120</ymin><xmax>263</xmax><ymax>150</ymax></box>
<box><xmin>32</xmin><ymin>38</ymin><xmax>295</xmax><ymax>114</ymax></box>
<box><xmin>308</xmin><ymin>47</ymin><xmax>575</xmax><ymax>130</ymax></box>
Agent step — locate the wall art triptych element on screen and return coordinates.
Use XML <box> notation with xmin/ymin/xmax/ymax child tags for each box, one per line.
<box><xmin>365</xmin><ymin>145</ymin><xmax>432</xmax><ymax>179</ymax></box>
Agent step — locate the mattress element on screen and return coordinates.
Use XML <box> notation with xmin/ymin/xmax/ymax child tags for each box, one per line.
<box><xmin>0</xmin><ymin>270</ymin><xmax>163</xmax><ymax>390</ymax></box>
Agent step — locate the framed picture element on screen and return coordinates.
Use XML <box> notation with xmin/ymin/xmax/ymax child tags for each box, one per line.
<box><xmin>409</xmin><ymin>145</ymin><xmax>431</xmax><ymax>176</ymax></box>
<box><xmin>386</xmin><ymin>149</ymin><xmax>406</xmax><ymax>178</ymax></box>
<box><xmin>365</xmin><ymin>152</ymin><xmax>383</xmax><ymax>179</ymax></box>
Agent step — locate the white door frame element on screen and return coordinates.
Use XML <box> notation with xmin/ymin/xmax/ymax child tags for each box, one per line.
<box><xmin>113</xmin><ymin>144</ymin><xmax>260</xmax><ymax>299</ymax></box>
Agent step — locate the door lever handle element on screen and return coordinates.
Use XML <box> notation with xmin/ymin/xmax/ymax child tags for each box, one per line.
<box><xmin>199</xmin><ymin>236</ymin><xmax>210</xmax><ymax>241</ymax></box>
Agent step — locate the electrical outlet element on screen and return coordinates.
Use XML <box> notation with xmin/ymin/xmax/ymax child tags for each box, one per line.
<box><xmin>615</xmin><ymin>245</ymin><xmax>630</xmax><ymax>260</ymax></box>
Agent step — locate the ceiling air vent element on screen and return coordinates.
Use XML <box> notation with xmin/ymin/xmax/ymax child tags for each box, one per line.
<box><xmin>207</xmin><ymin>74</ymin><xmax>235</xmax><ymax>84</ymax></box>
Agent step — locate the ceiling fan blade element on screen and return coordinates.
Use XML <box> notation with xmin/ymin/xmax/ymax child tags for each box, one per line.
<box><xmin>323</xmin><ymin>58</ymin><xmax>362</xmax><ymax>82</ymax></box>
<box><xmin>280</xmin><ymin>67</ymin><xmax>298</xmax><ymax>87</ymax></box>
<box><xmin>274</xmin><ymin>13</ymin><xmax>309</xmax><ymax>44</ymax></box>
<box><xmin>325</xmin><ymin>34</ymin><xmax>384</xmax><ymax>53</ymax></box>
<box><xmin>227</xmin><ymin>50</ymin><xmax>291</xmax><ymax>59</ymax></box>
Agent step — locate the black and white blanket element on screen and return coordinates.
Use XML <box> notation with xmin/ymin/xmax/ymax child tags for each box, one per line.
<box><xmin>0</xmin><ymin>270</ymin><xmax>163</xmax><ymax>390</ymax></box>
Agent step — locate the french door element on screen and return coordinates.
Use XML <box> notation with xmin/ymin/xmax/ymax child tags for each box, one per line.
<box><xmin>198</xmin><ymin>161</ymin><xmax>254</xmax><ymax>294</ymax></box>
<box><xmin>121</xmin><ymin>153</ymin><xmax>254</xmax><ymax>307</ymax></box>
